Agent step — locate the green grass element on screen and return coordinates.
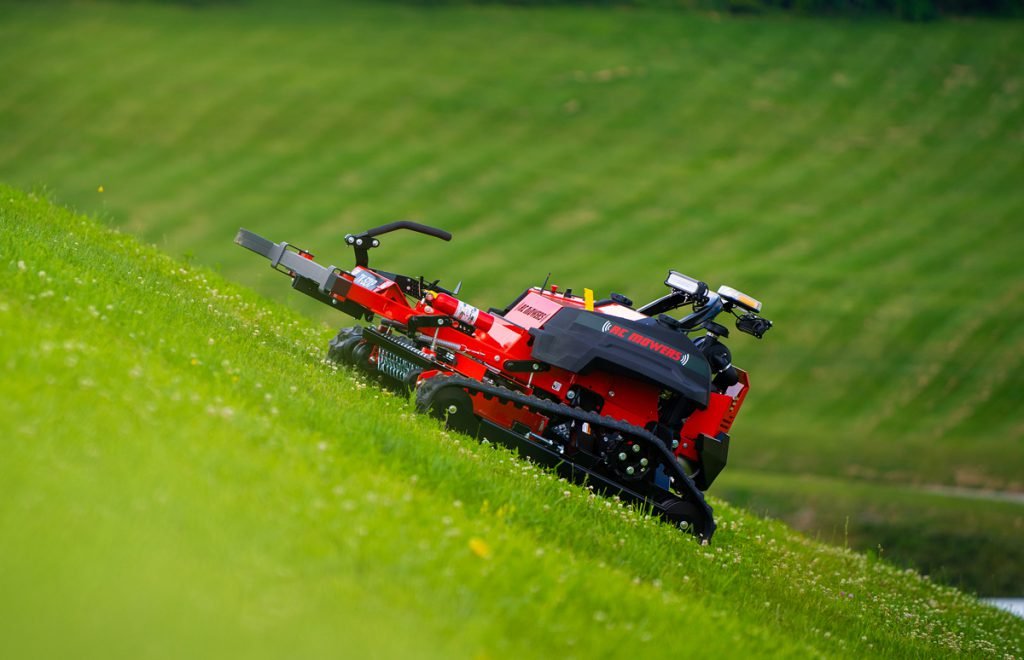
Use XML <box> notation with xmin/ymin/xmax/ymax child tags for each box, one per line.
<box><xmin>1</xmin><ymin>0</ymin><xmax>1022</xmax><ymax>594</ymax></box>
<box><xmin>2</xmin><ymin>185</ymin><xmax>1022</xmax><ymax>657</ymax></box>
<box><xmin>1</xmin><ymin>0</ymin><xmax>1020</xmax><ymax>491</ymax></box>
<box><xmin>718</xmin><ymin>470</ymin><xmax>1024</xmax><ymax>595</ymax></box>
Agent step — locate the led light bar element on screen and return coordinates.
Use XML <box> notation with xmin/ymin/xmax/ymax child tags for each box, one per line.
<box><xmin>665</xmin><ymin>270</ymin><xmax>705</xmax><ymax>296</ymax></box>
<box><xmin>717</xmin><ymin>285</ymin><xmax>762</xmax><ymax>313</ymax></box>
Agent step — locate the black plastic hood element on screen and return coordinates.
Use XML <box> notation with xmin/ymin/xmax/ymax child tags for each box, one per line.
<box><xmin>530</xmin><ymin>308</ymin><xmax>711</xmax><ymax>407</ymax></box>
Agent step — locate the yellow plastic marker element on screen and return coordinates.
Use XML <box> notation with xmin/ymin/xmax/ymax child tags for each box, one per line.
<box><xmin>584</xmin><ymin>288</ymin><xmax>595</xmax><ymax>311</ymax></box>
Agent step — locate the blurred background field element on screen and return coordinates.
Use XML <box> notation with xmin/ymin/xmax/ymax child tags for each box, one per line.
<box><xmin>1</xmin><ymin>0</ymin><xmax>1021</xmax><ymax>595</ymax></box>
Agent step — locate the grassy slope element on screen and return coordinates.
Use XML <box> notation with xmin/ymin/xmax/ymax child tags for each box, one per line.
<box><xmin>3</xmin><ymin>187</ymin><xmax>1022</xmax><ymax>657</ymax></box>
<box><xmin>0</xmin><ymin>0</ymin><xmax>1020</xmax><ymax>492</ymax></box>
<box><xmin>1</xmin><ymin>0</ymin><xmax>1022</xmax><ymax>594</ymax></box>
<box><xmin>721</xmin><ymin>469</ymin><xmax>1024</xmax><ymax>595</ymax></box>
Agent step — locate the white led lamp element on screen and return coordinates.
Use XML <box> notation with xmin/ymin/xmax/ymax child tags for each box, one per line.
<box><xmin>717</xmin><ymin>285</ymin><xmax>762</xmax><ymax>313</ymax></box>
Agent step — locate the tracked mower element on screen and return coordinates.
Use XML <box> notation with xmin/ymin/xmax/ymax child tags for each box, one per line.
<box><xmin>236</xmin><ymin>221</ymin><xmax>772</xmax><ymax>541</ymax></box>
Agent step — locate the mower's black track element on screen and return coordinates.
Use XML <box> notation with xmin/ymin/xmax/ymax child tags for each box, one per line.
<box><xmin>416</xmin><ymin>374</ymin><xmax>716</xmax><ymax>541</ymax></box>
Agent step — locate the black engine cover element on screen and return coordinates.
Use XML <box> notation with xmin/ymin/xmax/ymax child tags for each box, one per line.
<box><xmin>530</xmin><ymin>308</ymin><xmax>711</xmax><ymax>407</ymax></box>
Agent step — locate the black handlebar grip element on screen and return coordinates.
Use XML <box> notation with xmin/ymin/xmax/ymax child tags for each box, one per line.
<box><xmin>360</xmin><ymin>221</ymin><xmax>452</xmax><ymax>242</ymax></box>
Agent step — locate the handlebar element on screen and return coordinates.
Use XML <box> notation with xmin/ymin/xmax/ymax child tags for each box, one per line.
<box><xmin>345</xmin><ymin>221</ymin><xmax>453</xmax><ymax>267</ymax></box>
<box><xmin>354</xmin><ymin>221</ymin><xmax>452</xmax><ymax>242</ymax></box>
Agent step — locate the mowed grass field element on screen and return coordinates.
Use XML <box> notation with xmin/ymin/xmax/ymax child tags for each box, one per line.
<box><xmin>3</xmin><ymin>186</ymin><xmax>1023</xmax><ymax>658</ymax></box>
<box><xmin>722</xmin><ymin>468</ymin><xmax>1024</xmax><ymax>595</ymax></box>
<box><xmin>1</xmin><ymin>1</ymin><xmax>1022</xmax><ymax>591</ymax></box>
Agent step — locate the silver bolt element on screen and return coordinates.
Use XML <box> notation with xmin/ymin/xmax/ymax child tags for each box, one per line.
<box><xmin>356</xmin><ymin>238</ymin><xmax>363</xmax><ymax>246</ymax></box>
<box><xmin>618</xmin><ymin>452</ymin><xmax>627</xmax><ymax>461</ymax></box>
<box><xmin>566</xmin><ymin>390</ymin><xmax>576</xmax><ymax>399</ymax></box>
<box><xmin>447</xmin><ymin>405</ymin><xmax>458</xmax><ymax>414</ymax></box>
<box><xmin>672</xmin><ymin>440</ymin><xmax>679</xmax><ymax>449</ymax></box>
<box><xmin>608</xmin><ymin>390</ymin><xmax>615</xmax><ymax>397</ymax></box>
<box><xmin>632</xmin><ymin>444</ymin><xmax>641</xmax><ymax>453</ymax></box>
<box><xmin>626</xmin><ymin>466</ymin><xmax>635</xmax><ymax>475</ymax></box>
<box><xmin>640</xmin><ymin>458</ymin><xmax>648</xmax><ymax>467</ymax></box>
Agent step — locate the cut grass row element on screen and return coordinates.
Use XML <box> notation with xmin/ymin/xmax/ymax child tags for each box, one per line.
<box><xmin>3</xmin><ymin>185</ymin><xmax>1022</xmax><ymax>657</ymax></box>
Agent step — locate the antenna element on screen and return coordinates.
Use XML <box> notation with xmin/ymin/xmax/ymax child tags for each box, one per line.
<box><xmin>541</xmin><ymin>272</ymin><xmax>551</xmax><ymax>291</ymax></box>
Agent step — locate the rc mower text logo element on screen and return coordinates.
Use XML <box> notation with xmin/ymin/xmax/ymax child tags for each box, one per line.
<box><xmin>600</xmin><ymin>320</ymin><xmax>688</xmax><ymax>364</ymax></box>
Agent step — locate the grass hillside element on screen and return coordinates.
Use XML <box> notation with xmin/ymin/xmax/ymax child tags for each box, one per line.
<box><xmin>722</xmin><ymin>469</ymin><xmax>1024</xmax><ymax>595</ymax></box>
<box><xmin>1</xmin><ymin>0</ymin><xmax>1022</xmax><ymax>593</ymax></box>
<box><xmin>2</xmin><ymin>186</ymin><xmax>1022</xmax><ymax>657</ymax></box>
<box><xmin>1</xmin><ymin>0</ymin><xmax>1020</xmax><ymax>491</ymax></box>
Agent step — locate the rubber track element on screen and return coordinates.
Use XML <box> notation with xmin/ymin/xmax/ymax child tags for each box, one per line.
<box><xmin>416</xmin><ymin>374</ymin><xmax>715</xmax><ymax>539</ymax></box>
